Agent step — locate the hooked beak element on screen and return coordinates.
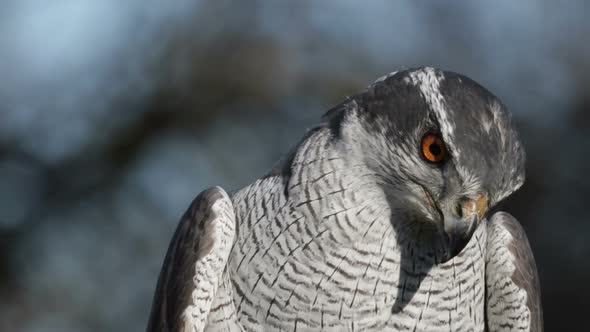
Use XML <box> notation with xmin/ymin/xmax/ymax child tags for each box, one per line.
<box><xmin>443</xmin><ymin>194</ymin><xmax>489</xmax><ymax>257</ymax></box>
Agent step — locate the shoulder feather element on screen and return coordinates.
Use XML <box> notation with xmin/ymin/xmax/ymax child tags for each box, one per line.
<box><xmin>486</xmin><ymin>212</ymin><xmax>543</xmax><ymax>332</ymax></box>
<box><xmin>146</xmin><ymin>187</ymin><xmax>236</xmax><ymax>332</ymax></box>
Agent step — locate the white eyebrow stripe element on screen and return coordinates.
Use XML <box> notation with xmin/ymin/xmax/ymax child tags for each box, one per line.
<box><xmin>406</xmin><ymin>67</ymin><xmax>461</xmax><ymax>159</ymax></box>
<box><xmin>371</xmin><ymin>71</ymin><xmax>399</xmax><ymax>85</ymax></box>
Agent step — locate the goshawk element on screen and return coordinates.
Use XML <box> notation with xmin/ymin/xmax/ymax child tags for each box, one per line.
<box><xmin>146</xmin><ymin>67</ymin><xmax>542</xmax><ymax>331</ymax></box>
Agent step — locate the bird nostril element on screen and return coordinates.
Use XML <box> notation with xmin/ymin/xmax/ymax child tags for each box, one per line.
<box><xmin>454</xmin><ymin>203</ymin><xmax>463</xmax><ymax>218</ymax></box>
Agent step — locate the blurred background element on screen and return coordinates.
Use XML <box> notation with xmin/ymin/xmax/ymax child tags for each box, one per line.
<box><xmin>0</xmin><ymin>1</ymin><xmax>588</xmax><ymax>331</ymax></box>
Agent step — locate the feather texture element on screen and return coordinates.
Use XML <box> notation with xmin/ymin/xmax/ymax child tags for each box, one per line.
<box><xmin>485</xmin><ymin>212</ymin><xmax>543</xmax><ymax>332</ymax></box>
<box><xmin>146</xmin><ymin>187</ymin><xmax>239</xmax><ymax>332</ymax></box>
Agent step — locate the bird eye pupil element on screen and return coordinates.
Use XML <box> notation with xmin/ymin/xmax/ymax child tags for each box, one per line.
<box><xmin>429</xmin><ymin>143</ymin><xmax>441</xmax><ymax>156</ymax></box>
<box><xmin>421</xmin><ymin>133</ymin><xmax>447</xmax><ymax>164</ymax></box>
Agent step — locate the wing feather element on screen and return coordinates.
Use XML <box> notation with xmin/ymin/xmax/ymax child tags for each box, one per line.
<box><xmin>146</xmin><ymin>187</ymin><xmax>236</xmax><ymax>332</ymax></box>
<box><xmin>486</xmin><ymin>212</ymin><xmax>543</xmax><ymax>332</ymax></box>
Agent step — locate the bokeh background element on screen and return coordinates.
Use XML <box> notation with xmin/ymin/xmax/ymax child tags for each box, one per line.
<box><xmin>1</xmin><ymin>1</ymin><xmax>588</xmax><ymax>331</ymax></box>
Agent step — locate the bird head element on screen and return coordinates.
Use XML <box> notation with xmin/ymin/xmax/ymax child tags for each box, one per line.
<box><xmin>324</xmin><ymin>67</ymin><xmax>525</xmax><ymax>259</ymax></box>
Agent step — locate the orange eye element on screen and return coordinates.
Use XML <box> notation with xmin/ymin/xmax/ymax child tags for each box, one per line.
<box><xmin>421</xmin><ymin>133</ymin><xmax>447</xmax><ymax>163</ymax></box>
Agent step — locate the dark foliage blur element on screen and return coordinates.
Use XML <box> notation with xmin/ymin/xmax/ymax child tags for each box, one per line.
<box><xmin>1</xmin><ymin>1</ymin><xmax>588</xmax><ymax>331</ymax></box>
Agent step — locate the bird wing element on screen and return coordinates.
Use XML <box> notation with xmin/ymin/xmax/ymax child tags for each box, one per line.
<box><xmin>146</xmin><ymin>187</ymin><xmax>238</xmax><ymax>332</ymax></box>
<box><xmin>485</xmin><ymin>212</ymin><xmax>543</xmax><ymax>332</ymax></box>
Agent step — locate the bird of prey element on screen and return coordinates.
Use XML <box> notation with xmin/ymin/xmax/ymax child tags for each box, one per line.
<box><xmin>146</xmin><ymin>67</ymin><xmax>542</xmax><ymax>332</ymax></box>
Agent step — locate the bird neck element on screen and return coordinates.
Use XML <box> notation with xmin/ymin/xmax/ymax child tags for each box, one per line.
<box><xmin>288</xmin><ymin>128</ymin><xmax>449</xmax><ymax>264</ymax></box>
